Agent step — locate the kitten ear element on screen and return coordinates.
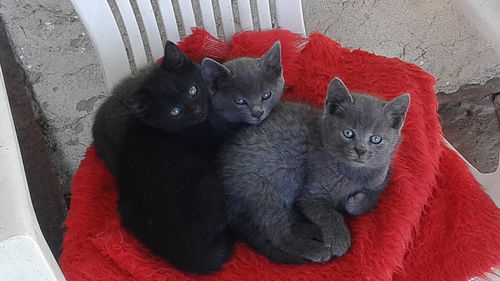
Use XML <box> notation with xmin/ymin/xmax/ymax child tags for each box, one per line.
<box><xmin>383</xmin><ymin>94</ymin><xmax>411</xmax><ymax>130</ymax></box>
<box><xmin>259</xmin><ymin>41</ymin><xmax>282</xmax><ymax>76</ymax></box>
<box><xmin>120</xmin><ymin>96</ymin><xmax>149</xmax><ymax>117</ymax></box>
<box><xmin>161</xmin><ymin>41</ymin><xmax>191</xmax><ymax>69</ymax></box>
<box><xmin>201</xmin><ymin>58</ymin><xmax>231</xmax><ymax>87</ymax></box>
<box><xmin>324</xmin><ymin>77</ymin><xmax>353</xmax><ymax>118</ymax></box>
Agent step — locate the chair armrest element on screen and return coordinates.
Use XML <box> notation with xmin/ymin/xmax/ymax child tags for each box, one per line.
<box><xmin>0</xmin><ymin>65</ymin><xmax>66</xmax><ymax>280</ymax></box>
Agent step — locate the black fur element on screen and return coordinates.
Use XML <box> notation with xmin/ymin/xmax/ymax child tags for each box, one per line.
<box><xmin>92</xmin><ymin>42</ymin><xmax>233</xmax><ymax>275</ymax></box>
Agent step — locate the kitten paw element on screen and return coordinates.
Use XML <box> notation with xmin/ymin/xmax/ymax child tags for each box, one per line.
<box><xmin>298</xmin><ymin>238</ymin><xmax>332</xmax><ymax>263</ymax></box>
<box><xmin>345</xmin><ymin>192</ymin><xmax>369</xmax><ymax>216</ymax></box>
<box><xmin>281</xmin><ymin>237</ymin><xmax>331</xmax><ymax>263</ymax></box>
<box><xmin>291</xmin><ymin>222</ymin><xmax>322</xmax><ymax>241</ymax></box>
<box><xmin>322</xmin><ymin>223</ymin><xmax>351</xmax><ymax>258</ymax></box>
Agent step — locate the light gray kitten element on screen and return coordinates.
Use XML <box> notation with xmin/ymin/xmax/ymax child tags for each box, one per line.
<box><xmin>219</xmin><ymin>78</ymin><xmax>410</xmax><ymax>264</ymax></box>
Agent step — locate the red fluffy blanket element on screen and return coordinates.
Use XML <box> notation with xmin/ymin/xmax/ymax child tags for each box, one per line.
<box><xmin>60</xmin><ymin>29</ymin><xmax>500</xmax><ymax>281</ymax></box>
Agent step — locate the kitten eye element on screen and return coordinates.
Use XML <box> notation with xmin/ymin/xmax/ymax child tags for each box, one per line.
<box><xmin>262</xmin><ymin>92</ymin><xmax>272</xmax><ymax>100</ymax></box>
<box><xmin>342</xmin><ymin>129</ymin><xmax>354</xmax><ymax>139</ymax></box>
<box><xmin>170</xmin><ymin>107</ymin><xmax>182</xmax><ymax>117</ymax></box>
<box><xmin>370</xmin><ymin>135</ymin><xmax>382</xmax><ymax>144</ymax></box>
<box><xmin>234</xmin><ymin>99</ymin><xmax>247</xmax><ymax>105</ymax></box>
<box><xmin>188</xmin><ymin>86</ymin><xmax>197</xmax><ymax>96</ymax></box>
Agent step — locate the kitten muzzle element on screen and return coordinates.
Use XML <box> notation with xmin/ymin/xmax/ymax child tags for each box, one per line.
<box><xmin>354</xmin><ymin>147</ymin><xmax>367</xmax><ymax>157</ymax></box>
<box><xmin>250</xmin><ymin>105</ymin><xmax>264</xmax><ymax>118</ymax></box>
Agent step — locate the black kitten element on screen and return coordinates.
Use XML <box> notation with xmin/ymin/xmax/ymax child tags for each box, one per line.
<box><xmin>92</xmin><ymin>42</ymin><xmax>233</xmax><ymax>275</ymax></box>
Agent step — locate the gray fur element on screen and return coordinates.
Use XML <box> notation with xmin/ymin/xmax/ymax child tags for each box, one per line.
<box><xmin>219</xmin><ymin>77</ymin><xmax>410</xmax><ymax>264</ymax></box>
<box><xmin>201</xmin><ymin>42</ymin><xmax>284</xmax><ymax>125</ymax></box>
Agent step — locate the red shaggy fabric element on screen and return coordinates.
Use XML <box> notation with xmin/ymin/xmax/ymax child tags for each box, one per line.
<box><xmin>60</xmin><ymin>29</ymin><xmax>500</xmax><ymax>281</ymax></box>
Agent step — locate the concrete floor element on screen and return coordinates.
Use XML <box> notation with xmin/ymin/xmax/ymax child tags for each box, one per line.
<box><xmin>0</xmin><ymin>0</ymin><xmax>107</xmax><ymax>195</ymax></box>
<box><xmin>303</xmin><ymin>0</ymin><xmax>500</xmax><ymax>93</ymax></box>
<box><xmin>1</xmin><ymin>0</ymin><xmax>499</xmax><ymax>194</ymax></box>
<box><xmin>439</xmin><ymin>86</ymin><xmax>500</xmax><ymax>173</ymax></box>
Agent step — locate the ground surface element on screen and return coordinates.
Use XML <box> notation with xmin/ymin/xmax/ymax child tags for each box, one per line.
<box><xmin>303</xmin><ymin>0</ymin><xmax>500</xmax><ymax>93</ymax></box>
<box><xmin>438</xmin><ymin>88</ymin><xmax>499</xmax><ymax>173</ymax></box>
<box><xmin>0</xmin><ymin>0</ymin><xmax>106</xmax><ymax>194</ymax></box>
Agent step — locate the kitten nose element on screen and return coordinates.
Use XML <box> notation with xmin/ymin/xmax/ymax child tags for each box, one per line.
<box><xmin>192</xmin><ymin>105</ymin><xmax>205</xmax><ymax>117</ymax></box>
<box><xmin>192</xmin><ymin>105</ymin><xmax>202</xmax><ymax>114</ymax></box>
<box><xmin>251</xmin><ymin>106</ymin><xmax>264</xmax><ymax>118</ymax></box>
<box><xmin>354</xmin><ymin>147</ymin><xmax>367</xmax><ymax>157</ymax></box>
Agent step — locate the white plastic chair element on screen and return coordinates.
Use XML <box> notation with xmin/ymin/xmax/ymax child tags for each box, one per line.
<box><xmin>0</xmin><ymin>1</ymin><xmax>497</xmax><ymax>280</ymax></box>
<box><xmin>0</xmin><ymin>66</ymin><xmax>66</xmax><ymax>280</ymax></box>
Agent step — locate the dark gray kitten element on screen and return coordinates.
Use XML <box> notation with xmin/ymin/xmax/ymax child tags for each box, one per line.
<box><xmin>219</xmin><ymin>78</ymin><xmax>410</xmax><ymax>264</ymax></box>
<box><xmin>201</xmin><ymin>42</ymin><xmax>284</xmax><ymax>127</ymax></box>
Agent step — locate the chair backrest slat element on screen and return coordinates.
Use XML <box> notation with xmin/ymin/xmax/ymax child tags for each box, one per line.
<box><xmin>114</xmin><ymin>0</ymin><xmax>148</xmax><ymax>67</ymax></box>
<box><xmin>275</xmin><ymin>0</ymin><xmax>306</xmax><ymax>36</ymax></box>
<box><xmin>178</xmin><ymin>0</ymin><xmax>196</xmax><ymax>36</ymax></box>
<box><xmin>256</xmin><ymin>0</ymin><xmax>272</xmax><ymax>30</ymax></box>
<box><xmin>199</xmin><ymin>0</ymin><xmax>218</xmax><ymax>37</ymax></box>
<box><xmin>135</xmin><ymin>0</ymin><xmax>163</xmax><ymax>61</ymax></box>
<box><xmin>157</xmin><ymin>0</ymin><xmax>181</xmax><ymax>43</ymax></box>
<box><xmin>218</xmin><ymin>0</ymin><xmax>236</xmax><ymax>41</ymax></box>
<box><xmin>71</xmin><ymin>0</ymin><xmax>130</xmax><ymax>89</ymax></box>
<box><xmin>237</xmin><ymin>0</ymin><xmax>254</xmax><ymax>31</ymax></box>
<box><xmin>71</xmin><ymin>0</ymin><xmax>306</xmax><ymax>89</ymax></box>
